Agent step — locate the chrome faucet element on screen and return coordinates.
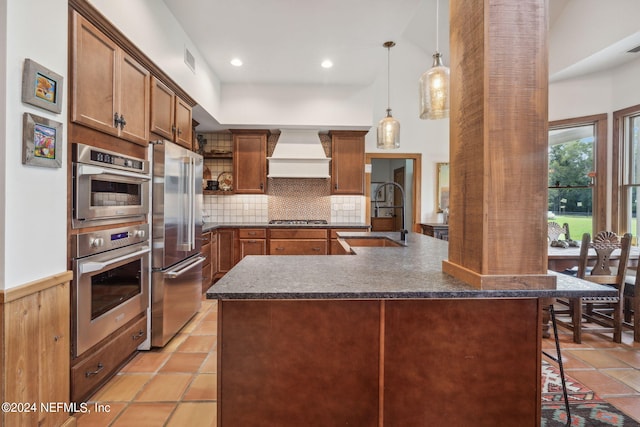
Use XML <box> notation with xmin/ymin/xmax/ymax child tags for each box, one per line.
<box><xmin>373</xmin><ymin>182</ymin><xmax>408</xmax><ymax>242</ymax></box>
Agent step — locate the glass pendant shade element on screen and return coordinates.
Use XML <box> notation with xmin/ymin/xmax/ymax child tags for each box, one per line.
<box><xmin>378</xmin><ymin>41</ymin><xmax>399</xmax><ymax>149</ymax></box>
<box><xmin>419</xmin><ymin>52</ymin><xmax>450</xmax><ymax>120</ymax></box>
<box><xmin>377</xmin><ymin>109</ymin><xmax>400</xmax><ymax>149</ymax></box>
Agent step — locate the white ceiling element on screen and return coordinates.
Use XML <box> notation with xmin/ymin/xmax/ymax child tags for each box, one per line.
<box><xmin>162</xmin><ymin>0</ymin><xmax>639</xmax><ymax>87</ymax></box>
<box><xmin>162</xmin><ymin>0</ymin><xmax>448</xmax><ymax>86</ymax></box>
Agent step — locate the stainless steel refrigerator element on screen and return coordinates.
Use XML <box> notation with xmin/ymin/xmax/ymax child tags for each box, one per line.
<box><xmin>150</xmin><ymin>140</ymin><xmax>205</xmax><ymax>347</ymax></box>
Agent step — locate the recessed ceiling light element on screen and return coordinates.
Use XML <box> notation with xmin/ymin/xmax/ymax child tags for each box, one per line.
<box><xmin>321</xmin><ymin>60</ymin><xmax>333</xmax><ymax>69</ymax></box>
<box><xmin>230</xmin><ymin>58</ymin><xmax>243</xmax><ymax>67</ymax></box>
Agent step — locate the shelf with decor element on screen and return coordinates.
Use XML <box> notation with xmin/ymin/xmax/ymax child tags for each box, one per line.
<box><xmin>204</xmin><ymin>153</ymin><xmax>233</xmax><ymax>159</ymax></box>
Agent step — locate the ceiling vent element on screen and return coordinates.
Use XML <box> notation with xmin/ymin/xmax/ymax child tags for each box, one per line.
<box><xmin>184</xmin><ymin>47</ymin><xmax>196</xmax><ymax>72</ymax></box>
<box><xmin>628</xmin><ymin>45</ymin><xmax>640</xmax><ymax>53</ymax></box>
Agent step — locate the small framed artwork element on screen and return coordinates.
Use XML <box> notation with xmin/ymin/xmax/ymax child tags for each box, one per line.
<box><xmin>22</xmin><ymin>113</ymin><xmax>63</xmax><ymax>168</ymax></box>
<box><xmin>371</xmin><ymin>182</ymin><xmax>386</xmax><ymax>202</ymax></box>
<box><xmin>21</xmin><ymin>58</ymin><xmax>63</xmax><ymax>114</ymax></box>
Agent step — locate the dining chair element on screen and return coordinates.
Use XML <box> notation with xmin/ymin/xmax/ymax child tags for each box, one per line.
<box><xmin>624</xmin><ymin>269</ymin><xmax>640</xmax><ymax>342</ymax></box>
<box><xmin>556</xmin><ymin>231</ymin><xmax>632</xmax><ymax>343</ymax></box>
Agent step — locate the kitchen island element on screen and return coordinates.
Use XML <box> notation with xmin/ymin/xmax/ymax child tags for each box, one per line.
<box><xmin>206</xmin><ymin>232</ymin><xmax>616</xmax><ymax>426</ymax></box>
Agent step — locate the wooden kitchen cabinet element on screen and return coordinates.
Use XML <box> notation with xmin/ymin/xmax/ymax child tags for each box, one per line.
<box><xmin>216</xmin><ymin>228</ymin><xmax>239</xmax><ymax>279</ymax></box>
<box><xmin>150</xmin><ymin>76</ymin><xmax>193</xmax><ymax>149</ymax></box>
<box><xmin>210</xmin><ymin>230</ymin><xmax>219</xmax><ymax>281</ymax></box>
<box><xmin>269</xmin><ymin>229</ymin><xmax>328</xmax><ymax>255</ymax></box>
<box><xmin>231</xmin><ymin>130</ymin><xmax>268</xmax><ymax>194</ymax></box>
<box><xmin>71</xmin><ymin>11</ymin><xmax>150</xmax><ymax>147</ymax></box>
<box><xmin>71</xmin><ymin>314</ymin><xmax>146</xmax><ymax>402</ymax></box>
<box><xmin>239</xmin><ymin>228</ymin><xmax>267</xmax><ymax>259</ymax></box>
<box><xmin>201</xmin><ymin>231</ymin><xmax>212</xmax><ymax>293</ymax></box>
<box><xmin>330</xmin><ymin>130</ymin><xmax>367</xmax><ymax>195</ymax></box>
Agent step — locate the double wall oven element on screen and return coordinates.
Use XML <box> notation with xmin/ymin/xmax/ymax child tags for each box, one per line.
<box><xmin>71</xmin><ymin>144</ymin><xmax>151</xmax><ymax>357</ymax></box>
<box><xmin>72</xmin><ymin>143</ymin><xmax>149</xmax><ymax>229</ymax></box>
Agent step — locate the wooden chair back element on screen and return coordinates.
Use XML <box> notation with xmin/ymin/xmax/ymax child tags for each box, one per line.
<box><xmin>577</xmin><ymin>231</ymin><xmax>632</xmax><ymax>288</ymax></box>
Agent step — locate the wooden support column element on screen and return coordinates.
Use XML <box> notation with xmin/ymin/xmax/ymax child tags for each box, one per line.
<box><xmin>442</xmin><ymin>0</ymin><xmax>556</xmax><ymax>290</ymax></box>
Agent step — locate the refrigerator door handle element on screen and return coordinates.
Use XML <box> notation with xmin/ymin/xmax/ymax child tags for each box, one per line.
<box><xmin>164</xmin><ymin>256</ymin><xmax>206</xmax><ymax>279</ymax></box>
<box><xmin>190</xmin><ymin>156</ymin><xmax>196</xmax><ymax>251</ymax></box>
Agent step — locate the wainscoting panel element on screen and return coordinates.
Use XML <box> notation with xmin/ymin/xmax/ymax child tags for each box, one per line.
<box><xmin>1</xmin><ymin>271</ymin><xmax>73</xmax><ymax>427</ymax></box>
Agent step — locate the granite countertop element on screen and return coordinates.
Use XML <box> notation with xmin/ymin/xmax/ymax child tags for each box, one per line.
<box><xmin>202</xmin><ymin>222</ymin><xmax>370</xmax><ymax>231</ymax></box>
<box><xmin>206</xmin><ymin>231</ymin><xmax>618</xmax><ymax>300</ymax></box>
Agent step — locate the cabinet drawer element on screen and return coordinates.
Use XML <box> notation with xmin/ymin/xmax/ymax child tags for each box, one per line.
<box><xmin>71</xmin><ymin>315</ymin><xmax>147</xmax><ymax>402</ymax></box>
<box><xmin>239</xmin><ymin>228</ymin><xmax>266</xmax><ymax>239</ymax></box>
<box><xmin>202</xmin><ymin>231</ymin><xmax>212</xmax><ymax>244</ymax></box>
<box><xmin>270</xmin><ymin>239</ymin><xmax>328</xmax><ymax>255</ymax></box>
<box><xmin>269</xmin><ymin>229</ymin><xmax>328</xmax><ymax>239</ymax></box>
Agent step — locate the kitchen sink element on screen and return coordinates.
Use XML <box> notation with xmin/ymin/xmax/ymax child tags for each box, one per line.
<box><xmin>342</xmin><ymin>237</ymin><xmax>404</xmax><ymax>248</ymax></box>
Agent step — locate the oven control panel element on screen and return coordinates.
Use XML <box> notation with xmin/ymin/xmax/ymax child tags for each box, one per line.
<box><xmin>73</xmin><ymin>143</ymin><xmax>149</xmax><ymax>174</ymax></box>
<box><xmin>72</xmin><ymin>223</ymin><xmax>150</xmax><ymax>258</ymax></box>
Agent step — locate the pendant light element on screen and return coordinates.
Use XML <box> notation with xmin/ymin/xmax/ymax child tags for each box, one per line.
<box><xmin>377</xmin><ymin>41</ymin><xmax>400</xmax><ymax>149</ymax></box>
<box><xmin>419</xmin><ymin>0</ymin><xmax>450</xmax><ymax>120</ymax></box>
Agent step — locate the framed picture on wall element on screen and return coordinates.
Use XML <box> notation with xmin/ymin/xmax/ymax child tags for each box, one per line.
<box><xmin>22</xmin><ymin>112</ymin><xmax>63</xmax><ymax>168</ymax></box>
<box><xmin>371</xmin><ymin>182</ymin><xmax>386</xmax><ymax>203</ymax></box>
<box><xmin>21</xmin><ymin>58</ymin><xmax>64</xmax><ymax>114</ymax></box>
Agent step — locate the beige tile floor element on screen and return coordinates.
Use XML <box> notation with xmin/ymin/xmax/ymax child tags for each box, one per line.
<box><xmin>74</xmin><ymin>298</ymin><xmax>640</xmax><ymax>426</ymax></box>
<box><xmin>74</xmin><ymin>298</ymin><xmax>218</xmax><ymax>427</ymax></box>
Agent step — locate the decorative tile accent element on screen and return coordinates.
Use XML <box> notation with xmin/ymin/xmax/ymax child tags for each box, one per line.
<box><xmin>201</xmin><ymin>131</ymin><xmax>364</xmax><ymax>223</ymax></box>
<box><xmin>268</xmin><ymin>178</ymin><xmax>331</xmax><ymax>220</ymax></box>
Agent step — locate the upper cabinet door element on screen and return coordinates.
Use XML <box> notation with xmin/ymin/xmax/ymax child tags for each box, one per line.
<box><xmin>174</xmin><ymin>97</ymin><xmax>193</xmax><ymax>149</ymax></box>
<box><xmin>232</xmin><ymin>130</ymin><xmax>268</xmax><ymax>194</ymax></box>
<box><xmin>331</xmin><ymin>131</ymin><xmax>367</xmax><ymax>195</ymax></box>
<box><xmin>71</xmin><ymin>12</ymin><xmax>119</xmax><ymax>138</ymax></box>
<box><xmin>71</xmin><ymin>11</ymin><xmax>150</xmax><ymax>147</ymax></box>
<box><xmin>150</xmin><ymin>76</ymin><xmax>176</xmax><ymax>140</ymax></box>
<box><xmin>119</xmin><ymin>53</ymin><xmax>150</xmax><ymax>146</ymax></box>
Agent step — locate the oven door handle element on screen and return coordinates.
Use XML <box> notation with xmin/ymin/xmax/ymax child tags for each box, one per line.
<box><xmin>165</xmin><ymin>256</ymin><xmax>206</xmax><ymax>279</ymax></box>
<box><xmin>77</xmin><ymin>164</ymin><xmax>151</xmax><ymax>181</ymax></box>
<box><xmin>79</xmin><ymin>248</ymin><xmax>151</xmax><ymax>274</ymax></box>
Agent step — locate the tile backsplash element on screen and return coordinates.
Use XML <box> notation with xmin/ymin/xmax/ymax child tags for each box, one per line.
<box><xmin>199</xmin><ymin>131</ymin><xmax>365</xmax><ymax>224</ymax></box>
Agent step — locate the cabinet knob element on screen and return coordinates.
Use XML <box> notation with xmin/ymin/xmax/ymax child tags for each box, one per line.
<box><xmin>119</xmin><ymin>114</ymin><xmax>126</xmax><ymax>129</ymax></box>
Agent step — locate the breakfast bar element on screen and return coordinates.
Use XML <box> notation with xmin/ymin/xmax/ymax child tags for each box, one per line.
<box><xmin>207</xmin><ymin>232</ymin><xmax>616</xmax><ymax>426</ymax></box>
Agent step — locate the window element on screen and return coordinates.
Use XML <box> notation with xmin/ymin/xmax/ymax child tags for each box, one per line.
<box><xmin>614</xmin><ymin>104</ymin><xmax>640</xmax><ymax>239</ymax></box>
<box><xmin>549</xmin><ymin>115</ymin><xmax>607</xmax><ymax>238</ymax></box>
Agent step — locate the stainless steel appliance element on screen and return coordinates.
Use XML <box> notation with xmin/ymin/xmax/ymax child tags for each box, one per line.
<box><xmin>151</xmin><ymin>140</ymin><xmax>205</xmax><ymax>347</ymax></box>
<box><xmin>72</xmin><ymin>223</ymin><xmax>150</xmax><ymax>357</ymax></box>
<box><xmin>72</xmin><ymin>143</ymin><xmax>150</xmax><ymax>228</ymax></box>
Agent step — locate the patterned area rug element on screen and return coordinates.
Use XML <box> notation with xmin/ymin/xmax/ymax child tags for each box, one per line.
<box><xmin>541</xmin><ymin>361</ymin><xmax>640</xmax><ymax>426</ymax></box>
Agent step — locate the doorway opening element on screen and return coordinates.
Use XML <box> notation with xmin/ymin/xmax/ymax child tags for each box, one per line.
<box><xmin>365</xmin><ymin>153</ymin><xmax>422</xmax><ymax>232</ymax></box>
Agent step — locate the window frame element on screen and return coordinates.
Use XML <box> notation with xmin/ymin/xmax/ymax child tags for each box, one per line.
<box><xmin>549</xmin><ymin>114</ymin><xmax>607</xmax><ymax>236</ymax></box>
<box><xmin>613</xmin><ymin>104</ymin><xmax>640</xmax><ymax>234</ymax></box>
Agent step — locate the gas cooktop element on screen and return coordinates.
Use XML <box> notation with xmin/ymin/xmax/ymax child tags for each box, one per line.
<box><xmin>268</xmin><ymin>219</ymin><xmax>328</xmax><ymax>225</ymax></box>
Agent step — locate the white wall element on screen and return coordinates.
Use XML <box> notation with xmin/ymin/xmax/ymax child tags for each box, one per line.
<box><xmin>549</xmin><ymin>56</ymin><xmax>640</xmax><ymax>231</ymax></box>
<box><xmin>1</xmin><ymin>0</ymin><xmax>68</xmax><ymax>289</ymax></box>
<box><xmin>0</xmin><ymin>0</ymin><xmax>7</xmax><ymax>287</ymax></box>
<box><xmin>87</xmin><ymin>0</ymin><xmax>222</xmax><ymax>119</ymax></box>
<box><xmin>365</xmin><ymin>40</ymin><xmax>449</xmax><ymax>222</ymax></box>
<box><xmin>219</xmin><ymin>83</ymin><xmax>373</xmax><ymax>128</ymax></box>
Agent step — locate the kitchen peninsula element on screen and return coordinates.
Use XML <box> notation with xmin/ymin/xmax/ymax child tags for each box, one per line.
<box><xmin>207</xmin><ymin>232</ymin><xmax>616</xmax><ymax>426</ymax></box>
